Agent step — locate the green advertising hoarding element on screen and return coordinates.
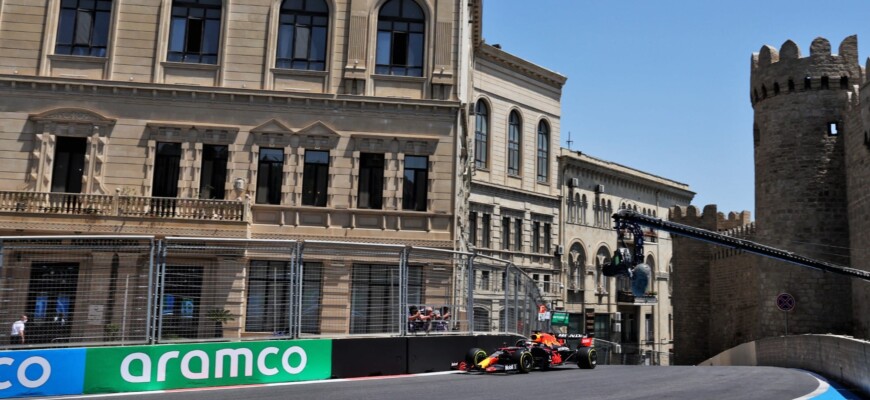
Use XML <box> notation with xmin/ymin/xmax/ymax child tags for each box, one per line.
<box><xmin>84</xmin><ymin>339</ymin><xmax>331</xmax><ymax>394</ymax></box>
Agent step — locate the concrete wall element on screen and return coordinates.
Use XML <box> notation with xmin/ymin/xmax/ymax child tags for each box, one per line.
<box><xmin>700</xmin><ymin>334</ymin><xmax>870</xmax><ymax>397</ymax></box>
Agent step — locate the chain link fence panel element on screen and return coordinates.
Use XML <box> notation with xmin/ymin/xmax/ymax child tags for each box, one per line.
<box><xmin>0</xmin><ymin>236</ymin><xmax>155</xmax><ymax>348</ymax></box>
<box><xmin>1</xmin><ymin>237</ymin><xmax>550</xmax><ymax>349</ymax></box>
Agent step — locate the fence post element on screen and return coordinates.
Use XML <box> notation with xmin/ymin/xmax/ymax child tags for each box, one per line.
<box><xmin>399</xmin><ymin>246</ymin><xmax>410</xmax><ymax>336</ymax></box>
<box><xmin>290</xmin><ymin>241</ymin><xmax>304</xmax><ymax>338</ymax></box>
<box><xmin>467</xmin><ymin>250</ymin><xmax>476</xmax><ymax>335</ymax></box>
<box><xmin>504</xmin><ymin>264</ymin><xmax>511</xmax><ymax>334</ymax></box>
<box><xmin>155</xmin><ymin>241</ymin><xmax>168</xmax><ymax>343</ymax></box>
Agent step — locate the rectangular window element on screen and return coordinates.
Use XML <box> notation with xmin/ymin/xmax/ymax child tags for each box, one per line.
<box><xmin>402</xmin><ymin>156</ymin><xmax>428</xmax><ymax>211</ymax></box>
<box><xmin>153</xmin><ymin>142</ymin><xmax>182</xmax><ymax>198</ymax></box>
<box><xmin>646</xmin><ymin>313</ymin><xmax>654</xmax><ymax>344</ymax></box>
<box><xmin>543</xmin><ymin>275</ymin><xmax>551</xmax><ymax>293</ymax></box>
<box><xmin>199</xmin><ymin>144</ymin><xmax>228</xmax><ymax>200</ymax></box>
<box><xmin>245</xmin><ymin>261</ymin><xmax>290</xmax><ymax>332</ymax></box>
<box><xmin>350</xmin><ymin>264</ymin><xmax>422</xmax><ymax>334</ymax></box>
<box><xmin>480</xmin><ymin>270</ymin><xmax>490</xmax><ymax>291</ymax></box>
<box><xmin>51</xmin><ymin>136</ymin><xmax>87</xmax><ymax>194</ymax></box>
<box><xmin>544</xmin><ymin>223</ymin><xmax>551</xmax><ymax>255</ymax></box>
<box><xmin>482</xmin><ymin>213</ymin><xmax>491</xmax><ymax>248</ymax></box>
<box><xmin>300</xmin><ymin>263</ymin><xmax>323</xmax><ymax>334</ymax></box>
<box><xmin>302</xmin><ymin>150</ymin><xmax>329</xmax><ymax>207</ymax></box>
<box><xmin>532</xmin><ymin>221</ymin><xmax>541</xmax><ymax>253</ymax></box>
<box><xmin>358</xmin><ymin>153</ymin><xmax>384</xmax><ymax>209</ymax></box>
<box><xmin>55</xmin><ymin>0</ymin><xmax>112</xmax><ymax>57</ymax></box>
<box><xmin>514</xmin><ymin>219</ymin><xmax>522</xmax><ymax>251</ymax></box>
<box><xmin>502</xmin><ymin>217</ymin><xmax>511</xmax><ymax>250</ymax></box>
<box><xmin>167</xmin><ymin>1</ymin><xmax>222</xmax><ymax>64</ymax></box>
<box><xmin>256</xmin><ymin>148</ymin><xmax>284</xmax><ymax>205</ymax></box>
<box><xmin>469</xmin><ymin>212</ymin><xmax>478</xmax><ymax>247</ymax></box>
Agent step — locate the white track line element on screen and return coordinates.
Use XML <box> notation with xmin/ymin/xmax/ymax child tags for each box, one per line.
<box><xmin>792</xmin><ymin>370</ymin><xmax>831</xmax><ymax>400</ymax></box>
<box><xmin>32</xmin><ymin>371</ymin><xmax>464</xmax><ymax>399</ymax></box>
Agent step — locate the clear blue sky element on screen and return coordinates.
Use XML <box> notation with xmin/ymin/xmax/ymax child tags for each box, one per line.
<box><xmin>482</xmin><ymin>0</ymin><xmax>870</xmax><ymax>216</ymax></box>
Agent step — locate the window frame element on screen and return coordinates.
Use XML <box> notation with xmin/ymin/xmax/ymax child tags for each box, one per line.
<box><xmin>199</xmin><ymin>144</ymin><xmax>228</xmax><ymax>200</ymax></box>
<box><xmin>357</xmin><ymin>152</ymin><xmax>385</xmax><ymax>209</ymax></box>
<box><xmin>375</xmin><ymin>0</ymin><xmax>426</xmax><ymax>77</ymax></box>
<box><xmin>167</xmin><ymin>0</ymin><xmax>223</xmax><ymax>65</ymax></box>
<box><xmin>256</xmin><ymin>147</ymin><xmax>284</xmax><ymax>205</ymax></box>
<box><xmin>402</xmin><ymin>155</ymin><xmax>428</xmax><ymax>211</ymax></box>
<box><xmin>302</xmin><ymin>150</ymin><xmax>330</xmax><ymax>207</ymax></box>
<box><xmin>508</xmin><ymin>110</ymin><xmax>522</xmax><ymax>176</ymax></box>
<box><xmin>55</xmin><ymin>0</ymin><xmax>113</xmax><ymax>57</ymax></box>
<box><xmin>536</xmin><ymin>120</ymin><xmax>550</xmax><ymax>182</ymax></box>
<box><xmin>474</xmin><ymin>100</ymin><xmax>489</xmax><ymax>169</ymax></box>
<box><xmin>276</xmin><ymin>0</ymin><xmax>329</xmax><ymax>71</ymax></box>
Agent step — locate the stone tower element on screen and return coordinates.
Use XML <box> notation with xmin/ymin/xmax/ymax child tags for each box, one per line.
<box><xmin>844</xmin><ymin>58</ymin><xmax>870</xmax><ymax>339</ymax></box>
<box><xmin>749</xmin><ymin>36</ymin><xmax>859</xmax><ymax>336</ymax></box>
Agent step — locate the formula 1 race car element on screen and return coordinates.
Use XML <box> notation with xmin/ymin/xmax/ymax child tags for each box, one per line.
<box><xmin>451</xmin><ymin>332</ymin><xmax>597</xmax><ymax>373</ymax></box>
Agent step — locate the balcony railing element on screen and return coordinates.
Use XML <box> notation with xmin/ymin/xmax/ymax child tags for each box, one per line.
<box><xmin>616</xmin><ymin>290</ymin><xmax>658</xmax><ymax>305</ymax></box>
<box><xmin>0</xmin><ymin>191</ymin><xmax>246</xmax><ymax>222</ymax></box>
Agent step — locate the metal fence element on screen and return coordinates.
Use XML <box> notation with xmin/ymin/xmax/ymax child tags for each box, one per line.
<box><xmin>0</xmin><ymin>236</ymin><xmax>547</xmax><ymax>348</ymax></box>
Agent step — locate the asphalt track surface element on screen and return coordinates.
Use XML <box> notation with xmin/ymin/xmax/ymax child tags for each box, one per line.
<box><xmin>38</xmin><ymin>365</ymin><xmax>845</xmax><ymax>400</ymax></box>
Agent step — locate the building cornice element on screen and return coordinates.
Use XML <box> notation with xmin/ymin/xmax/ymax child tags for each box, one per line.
<box><xmin>476</xmin><ymin>44</ymin><xmax>568</xmax><ymax>89</ymax></box>
<box><xmin>0</xmin><ymin>75</ymin><xmax>460</xmax><ymax>118</ymax></box>
<box><xmin>471</xmin><ymin>181</ymin><xmax>560</xmax><ymax>203</ymax></box>
<box><xmin>560</xmin><ymin>148</ymin><xmax>695</xmax><ymax>199</ymax></box>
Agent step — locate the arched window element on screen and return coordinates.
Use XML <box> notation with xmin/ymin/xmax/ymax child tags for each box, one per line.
<box><xmin>55</xmin><ymin>0</ymin><xmax>112</xmax><ymax>57</ymax></box>
<box><xmin>569</xmin><ymin>243</ymin><xmax>586</xmax><ymax>290</ymax></box>
<box><xmin>645</xmin><ymin>255</ymin><xmax>656</xmax><ymax>294</ymax></box>
<box><xmin>168</xmin><ymin>0</ymin><xmax>223</xmax><ymax>64</ymax></box>
<box><xmin>508</xmin><ymin>111</ymin><xmax>521</xmax><ymax>175</ymax></box>
<box><xmin>573</xmin><ymin>193</ymin><xmax>581</xmax><ymax>224</ymax></box>
<box><xmin>580</xmin><ymin>194</ymin><xmax>587</xmax><ymax>225</ymax></box>
<box><xmin>376</xmin><ymin>0</ymin><xmax>425</xmax><ymax>77</ymax></box>
<box><xmin>606</xmin><ymin>200</ymin><xmax>613</xmax><ymax>227</ymax></box>
<box><xmin>474</xmin><ymin>100</ymin><xmax>489</xmax><ymax>168</ymax></box>
<box><xmin>276</xmin><ymin>0</ymin><xmax>329</xmax><ymax>70</ymax></box>
<box><xmin>600</xmin><ymin>199</ymin><xmax>607</xmax><ymax>227</ymax></box>
<box><xmin>536</xmin><ymin>120</ymin><xmax>549</xmax><ymax>182</ymax></box>
<box><xmin>595</xmin><ymin>246</ymin><xmax>611</xmax><ymax>293</ymax></box>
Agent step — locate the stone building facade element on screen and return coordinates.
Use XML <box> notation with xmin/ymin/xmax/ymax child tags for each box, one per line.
<box><xmin>673</xmin><ymin>35</ymin><xmax>870</xmax><ymax>364</ymax></box>
<box><xmin>560</xmin><ymin>150</ymin><xmax>694</xmax><ymax>362</ymax></box>
<box><xmin>0</xmin><ymin>0</ymin><xmax>471</xmax><ymax>340</ymax></box>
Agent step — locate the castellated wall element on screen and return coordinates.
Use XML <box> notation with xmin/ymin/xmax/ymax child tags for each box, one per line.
<box><xmin>845</xmin><ymin>81</ymin><xmax>870</xmax><ymax>339</ymax></box>
<box><xmin>750</xmin><ymin>36</ymin><xmax>856</xmax><ymax>338</ymax></box>
<box><xmin>670</xmin><ymin>205</ymin><xmax>753</xmax><ymax>365</ymax></box>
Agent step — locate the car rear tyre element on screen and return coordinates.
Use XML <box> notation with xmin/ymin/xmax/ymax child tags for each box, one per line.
<box><xmin>577</xmin><ymin>347</ymin><xmax>597</xmax><ymax>369</ymax></box>
<box><xmin>466</xmin><ymin>347</ymin><xmax>487</xmax><ymax>365</ymax></box>
<box><xmin>512</xmin><ymin>350</ymin><xmax>534</xmax><ymax>373</ymax></box>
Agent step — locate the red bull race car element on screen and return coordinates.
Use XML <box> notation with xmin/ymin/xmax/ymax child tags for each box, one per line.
<box><xmin>451</xmin><ymin>332</ymin><xmax>597</xmax><ymax>373</ymax></box>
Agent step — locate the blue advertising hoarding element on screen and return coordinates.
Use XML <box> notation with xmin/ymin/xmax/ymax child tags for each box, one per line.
<box><xmin>0</xmin><ymin>348</ymin><xmax>86</xmax><ymax>398</ymax></box>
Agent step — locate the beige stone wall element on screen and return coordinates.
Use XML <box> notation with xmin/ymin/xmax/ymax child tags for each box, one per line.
<box><xmin>468</xmin><ymin>43</ymin><xmax>566</xmax><ymax>313</ymax></box>
<box><xmin>561</xmin><ymin>149</ymin><xmax>693</xmax><ymax>358</ymax></box>
<box><xmin>1</xmin><ymin>0</ymin><xmax>462</xmax><ymax>100</ymax></box>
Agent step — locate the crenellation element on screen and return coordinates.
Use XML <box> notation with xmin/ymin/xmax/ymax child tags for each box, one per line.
<box><xmin>750</xmin><ymin>36</ymin><xmax>863</xmax><ymax>107</ymax></box>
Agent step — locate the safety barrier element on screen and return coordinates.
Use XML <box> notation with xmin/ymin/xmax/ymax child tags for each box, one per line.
<box><xmin>699</xmin><ymin>334</ymin><xmax>870</xmax><ymax>397</ymax></box>
<box><xmin>0</xmin><ymin>334</ymin><xmax>521</xmax><ymax>398</ymax></box>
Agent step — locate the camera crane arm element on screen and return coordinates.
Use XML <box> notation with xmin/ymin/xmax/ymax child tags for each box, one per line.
<box><xmin>611</xmin><ymin>209</ymin><xmax>870</xmax><ymax>282</ymax></box>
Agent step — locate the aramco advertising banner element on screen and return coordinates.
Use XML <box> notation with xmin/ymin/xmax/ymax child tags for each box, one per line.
<box><xmin>84</xmin><ymin>339</ymin><xmax>332</xmax><ymax>393</ymax></box>
<box><xmin>0</xmin><ymin>348</ymin><xmax>86</xmax><ymax>398</ymax></box>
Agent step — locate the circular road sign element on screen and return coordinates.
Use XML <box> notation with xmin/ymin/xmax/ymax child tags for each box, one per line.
<box><xmin>776</xmin><ymin>293</ymin><xmax>796</xmax><ymax>312</ymax></box>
